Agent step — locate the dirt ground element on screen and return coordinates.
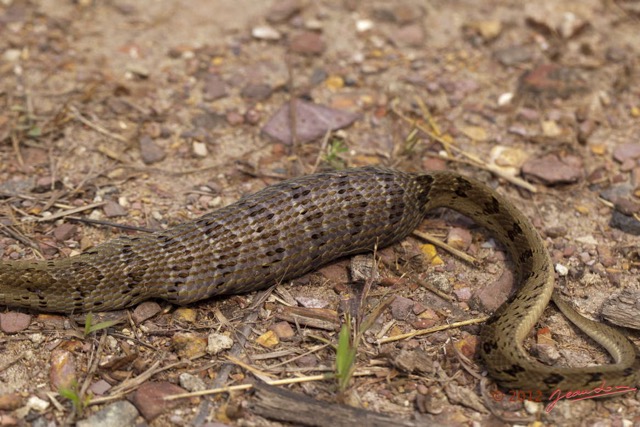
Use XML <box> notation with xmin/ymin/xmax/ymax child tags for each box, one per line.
<box><xmin>1</xmin><ymin>0</ymin><xmax>640</xmax><ymax>426</ymax></box>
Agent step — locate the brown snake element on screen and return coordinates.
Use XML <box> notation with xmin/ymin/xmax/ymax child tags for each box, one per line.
<box><xmin>1</xmin><ymin>166</ymin><xmax>639</xmax><ymax>395</ymax></box>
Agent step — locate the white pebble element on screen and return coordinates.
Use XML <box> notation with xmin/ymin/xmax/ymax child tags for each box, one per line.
<box><xmin>498</xmin><ymin>92</ymin><xmax>514</xmax><ymax>106</ymax></box>
<box><xmin>251</xmin><ymin>26</ymin><xmax>281</xmax><ymax>40</ymax></box>
<box><xmin>555</xmin><ymin>263</ymin><xmax>569</xmax><ymax>276</ymax></box>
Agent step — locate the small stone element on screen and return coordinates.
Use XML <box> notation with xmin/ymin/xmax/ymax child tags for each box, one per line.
<box><xmin>0</xmin><ymin>393</ymin><xmax>23</xmax><ymax>410</ymax></box>
<box><xmin>545</xmin><ymin>225</ymin><xmax>567</xmax><ymax>238</ymax></box>
<box><xmin>446</xmin><ymin>227</ymin><xmax>472</xmax><ymax>251</ymax></box>
<box><xmin>270</xmin><ymin>321</ymin><xmax>295</xmax><ymax>340</ymax></box>
<box><xmin>226</xmin><ymin>111</ymin><xmax>244</xmax><ymax>126</ymax></box>
<box><xmin>390</xmin><ymin>296</ymin><xmax>415</xmax><ymax>320</ymax></box>
<box><xmin>139</xmin><ymin>135</ymin><xmax>166</xmax><ymax>164</ymax></box>
<box><xmin>172</xmin><ymin>332</ymin><xmax>207</xmax><ymax>359</ymax></box>
<box><xmin>494</xmin><ymin>45</ymin><xmax>534</xmax><ymax>66</ymax></box>
<box><xmin>26</xmin><ymin>395</ymin><xmax>49</xmax><ymax>412</ymax></box>
<box><xmin>391</xmin><ymin>24</ymin><xmax>425</xmax><ymax>47</ymax></box>
<box><xmin>295</xmin><ymin>296</ymin><xmax>329</xmax><ymax>309</ymax></box>
<box><xmin>541</xmin><ymin>120</ymin><xmax>561</xmax><ymax>137</ymax></box>
<box><xmin>173</xmin><ymin>308</ymin><xmax>197</xmax><ymax>323</ymax></box>
<box><xmin>266</xmin><ymin>0</ymin><xmax>302</xmax><ymax>23</ymax></box>
<box><xmin>53</xmin><ymin>223</ymin><xmax>77</xmax><ymax>242</ymax></box>
<box><xmin>77</xmin><ymin>401</ymin><xmax>139</xmax><ymax>427</ymax></box>
<box><xmin>0</xmin><ymin>312</ymin><xmax>32</xmax><ymax>333</ymax></box>
<box><xmin>102</xmin><ymin>200</ymin><xmax>128</xmax><ymax>218</ymax></box>
<box><xmin>240</xmin><ymin>83</ymin><xmax>273</xmax><ymax>102</ymax></box>
<box><xmin>192</xmin><ymin>141</ymin><xmax>208</xmax><ymax>158</ymax></box>
<box><xmin>597</xmin><ymin>246</ymin><xmax>616</xmax><ymax>267</ymax></box>
<box><xmin>207</xmin><ymin>333</ymin><xmax>233</xmax><ymax>355</ymax></box>
<box><xmin>454</xmin><ymin>287</ymin><xmax>472</xmax><ymax>301</ymax></box>
<box><xmin>179</xmin><ymin>373</ymin><xmax>207</xmax><ymax>392</ymax></box>
<box><xmin>50</xmin><ymin>349</ymin><xmax>76</xmax><ymax>390</ymax></box>
<box><xmin>2</xmin><ymin>49</ymin><xmax>22</xmax><ymax>62</ymax></box>
<box><xmin>613</xmin><ymin>143</ymin><xmax>640</xmax><ymax>162</ymax></box>
<box><xmin>472</xmin><ymin>269</ymin><xmax>514</xmax><ymax>311</ymax></box>
<box><xmin>89</xmin><ymin>379</ymin><xmax>112</xmax><ymax>396</ymax></box>
<box><xmin>130</xmin><ymin>381</ymin><xmax>186</xmax><ymax>421</ymax></box>
<box><xmin>521</xmin><ymin>154</ymin><xmax>583</xmax><ymax>185</ymax></box>
<box><xmin>132</xmin><ymin>301</ymin><xmax>162</xmax><ymax>324</ymax></box>
<box><xmin>202</xmin><ymin>74</ymin><xmax>227</xmax><ymax>101</ymax></box>
<box><xmin>555</xmin><ymin>263</ymin><xmax>569</xmax><ymax>276</ymax></box>
<box><xmin>251</xmin><ymin>25</ymin><xmax>281</xmax><ymax>40</ymax></box>
<box><xmin>289</xmin><ymin>31</ymin><xmax>325</xmax><ymax>55</ymax></box>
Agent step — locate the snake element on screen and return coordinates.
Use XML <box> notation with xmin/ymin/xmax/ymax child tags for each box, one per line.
<box><xmin>0</xmin><ymin>166</ymin><xmax>638</xmax><ymax>395</ymax></box>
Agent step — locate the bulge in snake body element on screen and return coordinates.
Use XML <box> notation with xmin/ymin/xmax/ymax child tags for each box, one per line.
<box><xmin>1</xmin><ymin>166</ymin><xmax>638</xmax><ymax>395</ymax></box>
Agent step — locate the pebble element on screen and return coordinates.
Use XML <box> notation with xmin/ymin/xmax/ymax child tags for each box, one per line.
<box><xmin>517</xmin><ymin>64</ymin><xmax>587</xmax><ymax>99</ymax></box>
<box><xmin>494</xmin><ymin>45</ymin><xmax>534</xmax><ymax>66</ymax></box>
<box><xmin>612</xmin><ymin>143</ymin><xmax>640</xmax><ymax>163</ymax></box>
<box><xmin>179</xmin><ymin>373</ymin><xmax>207</xmax><ymax>392</ymax></box>
<box><xmin>521</xmin><ymin>154</ymin><xmax>583</xmax><ymax>185</ymax></box>
<box><xmin>295</xmin><ymin>296</ymin><xmax>328</xmax><ymax>309</ymax></box>
<box><xmin>50</xmin><ymin>349</ymin><xmax>76</xmax><ymax>390</ymax></box>
<box><xmin>446</xmin><ymin>227</ymin><xmax>472</xmax><ymax>251</ymax></box>
<box><xmin>391</xmin><ymin>24</ymin><xmax>426</xmax><ymax>47</ymax></box>
<box><xmin>192</xmin><ymin>141</ymin><xmax>208</xmax><ymax>158</ymax></box>
<box><xmin>289</xmin><ymin>31</ymin><xmax>326</xmax><ymax>55</ymax></box>
<box><xmin>252</xmin><ymin>25</ymin><xmax>282</xmax><ymax>40</ymax></box>
<box><xmin>472</xmin><ymin>269</ymin><xmax>514</xmax><ymax>311</ymax></box>
<box><xmin>207</xmin><ymin>333</ymin><xmax>233</xmax><ymax>355</ymax></box>
<box><xmin>202</xmin><ymin>74</ymin><xmax>227</xmax><ymax>101</ymax></box>
<box><xmin>226</xmin><ymin>111</ymin><xmax>244</xmax><ymax>126</ymax></box>
<box><xmin>130</xmin><ymin>381</ymin><xmax>186</xmax><ymax>421</ymax></box>
<box><xmin>0</xmin><ymin>312</ymin><xmax>32</xmax><ymax>333</ymax></box>
<box><xmin>173</xmin><ymin>307</ymin><xmax>197</xmax><ymax>323</ymax></box>
<box><xmin>77</xmin><ymin>401</ymin><xmax>139</xmax><ymax>427</ymax></box>
<box><xmin>89</xmin><ymin>379</ymin><xmax>112</xmax><ymax>396</ymax></box>
<box><xmin>171</xmin><ymin>332</ymin><xmax>207</xmax><ymax>359</ymax></box>
<box><xmin>132</xmin><ymin>301</ymin><xmax>162</xmax><ymax>324</ymax></box>
<box><xmin>390</xmin><ymin>296</ymin><xmax>415</xmax><ymax>320</ymax></box>
<box><xmin>102</xmin><ymin>200</ymin><xmax>128</xmax><ymax>218</ymax></box>
<box><xmin>139</xmin><ymin>135</ymin><xmax>166</xmax><ymax>164</ymax></box>
<box><xmin>554</xmin><ymin>263</ymin><xmax>569</xmax><ymax>276</ymax></box>
<box><xmin>270</xmin><ymin>321</ymin><xmax>295</xmax><ymax>340</ymax></box>
<box><xmin>610</xmin><ymin>210</ymin><xmax>640</xmax><ymax>235</ymax></box>
<box><xmin>0</xmin><ymin>393</ymin><xmax>23</xmax><ymax>411</ymax></box>
<box><xmin>240</xmin><ymin>83</ymin><xmax>273</xmax><ymax>102</ymax></box>
<box><xmin>266</xmin><ymin>0</ymin><xmax>302</xmax><ymax>23</ymax></box>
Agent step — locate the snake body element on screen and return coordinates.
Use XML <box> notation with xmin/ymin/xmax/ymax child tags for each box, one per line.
<box><xmin>1</xmin><ymin>166</ymin><xmax>638</xmax><ymax>394</ymax></box>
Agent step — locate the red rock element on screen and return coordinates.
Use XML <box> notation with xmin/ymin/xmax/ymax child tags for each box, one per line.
<box><xmin>102</xmin><ymin>200</ymin><xmax>128</xmax><ymax>217</ymax></box>
<box><xmin>53</xmin><ymin>223</ymin><xmax>77</xmax><ymax>242</ymax></box>
<box><xmin>289</xmin><ymin>32</ymin><xmax>325</xmax><ymax>55</ymax></box>
<box><xmin>0</xmin><ymin>312</ymin><xmax>32</xmax><ymax>333</ymax></box>
<box><xmin>521</xmin><ymin>153</ymin><xmax>583</xmax><ymax>185</ymax></box>
<box><xmin>270</xmin><ymin>321</ymin><xmax>295</xmax><ymax>340</ymax></box>
<box><xmin>613</xmin><ymin>143</ymin><xmax>640</xmax><ymax>163</ymax></box>
<box><xmin>130</xmin><ymin>381</ymin><xmax>187</xmax><ymax>421</ymax></box>
<box><xmin>472</xmin><ymin>269</ymin><xmax>514</xmax><ymax>311</ymax></box>
<box><xmin>0</xmin><ymin>392</ymin><xmax>23</xmax><ymax>410</ymax></box>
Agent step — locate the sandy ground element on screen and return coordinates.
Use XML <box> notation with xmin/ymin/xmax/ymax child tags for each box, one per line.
<box><xmin>1</xmin><ymin>0</ymin><xmax>640</xmax><ymax>425</ymax></box>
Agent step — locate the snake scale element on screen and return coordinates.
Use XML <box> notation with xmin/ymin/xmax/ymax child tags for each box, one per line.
<box><xmin>1</xmin><ymin>166</ymin><xmax>639</xmax><ymax>394</ymax></box>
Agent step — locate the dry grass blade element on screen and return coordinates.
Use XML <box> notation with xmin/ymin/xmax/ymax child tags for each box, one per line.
<box><xmin>376</xmin><ymin>316</ymin><xmax>489</xmax><ymax>344</ymax></box>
